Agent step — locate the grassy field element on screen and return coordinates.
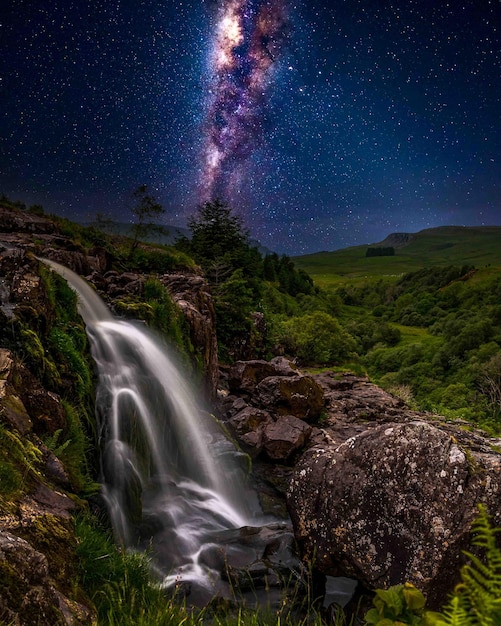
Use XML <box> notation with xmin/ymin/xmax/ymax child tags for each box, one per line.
<box><xmin>294</xmin><ymin>225</ymin><xmax>501</xmax><ymax>288</ymax></box>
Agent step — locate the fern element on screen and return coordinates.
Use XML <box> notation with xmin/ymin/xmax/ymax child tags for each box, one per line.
<box><xmin>427</xmin><ymin>596</ymin><xmax>473</xmax><ymax>626</ymax></box>
<box><xmin>432</xmin><ymin>505</ymin><xmax>501</xmax><ymax>626</ymax></box>
<box><xmin>44</xmin><ymin>428</ymin><xmax>71</xmax><ymax>457</ymax></box>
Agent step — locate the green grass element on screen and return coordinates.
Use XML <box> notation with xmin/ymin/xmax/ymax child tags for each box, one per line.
<box><xmin>294</xmin><ymin>226</ymin><xmax>501</xmax><ymax>288</ymax></box>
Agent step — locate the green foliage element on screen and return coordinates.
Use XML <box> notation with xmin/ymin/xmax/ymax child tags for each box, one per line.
<box><xmin>365</xmin><ymin>582</ymin><xmax>427</xmax><ymax>625</ymax></box>
<box><xmin>277</xmin><ymin>311</ymin><xmax>356</xmax><ymax>366</ymax></box>
<box><xmin>143</xmin><ymin>278</ymin><xmax>195</xmax><ymax>366</ymax></box>
<box><xmin>214</xmin><ymin>269</ymin><xmax>257</xmax><ymax>361</ymax></box>
<box><xmin>20</xmin><ymin>327</ymin><xmax>61</xmax><ymax>387</ymax></box>
<box><xmin>0</xmin><ymin>423</ymin><xmax>43</xmax><ymax>505</ymax></box>
<box><xmin>264</xmin><ymin>252</ymin><xmax>317</xmax><ymax>297</ymax></box>
<box><xmin>183</xmin><ymin>199</ymin><xmax>250</xmax><ymax>268</ymax></box>
<box><xmin>48</xmin><ymin>326</ymin><xmax>93</xmax><ymax>398</ymax></box>
<box><xmin>432</xmin><ymin>505</ymin><xmax>501</xmax><ymax>625</ymax></box>
<box><xmin>0</xmin><ymin>424</ymin><xmax>25</xmax><ymax>502</ymax></box>
<box><xmin>74</xmin><ymin>513</ymin><xmax>167</xmax><ymax>622</ymax></box>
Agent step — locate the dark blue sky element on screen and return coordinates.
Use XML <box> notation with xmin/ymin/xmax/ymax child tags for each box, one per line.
<box><xmin>1</xmin><ymin>0</ymin><xmax>499</xmax><ymax>255</ymax></box>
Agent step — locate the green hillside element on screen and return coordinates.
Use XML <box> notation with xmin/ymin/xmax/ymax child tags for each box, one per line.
<box><xmin>294</xmin><ymin>225</ymin><xmax>501</xmax><ymax>288</ymax></box>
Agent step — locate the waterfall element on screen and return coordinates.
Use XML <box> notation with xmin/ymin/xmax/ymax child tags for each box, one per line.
<box><xmin>43</xmin><ymin>260</ymin><xmax>261</xmax><ymax>597</ymax></box>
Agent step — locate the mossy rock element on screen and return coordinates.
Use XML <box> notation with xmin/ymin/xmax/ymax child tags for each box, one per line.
<box><xmin>19</xmin><ymin>514</ymin><xmax>78</xmax><ymax>594</ymax></box>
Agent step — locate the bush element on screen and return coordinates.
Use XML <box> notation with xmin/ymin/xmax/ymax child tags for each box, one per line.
<box><xmin>278</xmin><ymin>311</ymin><xmax>356</xmax><ymax>365</ymax></box>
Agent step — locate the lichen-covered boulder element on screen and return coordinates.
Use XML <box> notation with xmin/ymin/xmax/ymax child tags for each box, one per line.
<box><xmin>287</xmin><ymin>420</ymin><xmax>501</xmax><ymax>607</ymax></box>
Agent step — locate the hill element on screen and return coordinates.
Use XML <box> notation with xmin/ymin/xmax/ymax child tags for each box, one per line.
<box><xmin>294</xmin><ymin>225</ymin><xmax>501</xmax><ymax>288</ymax></box>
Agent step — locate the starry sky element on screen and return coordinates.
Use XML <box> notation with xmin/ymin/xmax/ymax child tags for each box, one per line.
<box><xmin>1</xmin><ymin>0</ymin><xmax>499</xmax><ymax>255</ymax></box>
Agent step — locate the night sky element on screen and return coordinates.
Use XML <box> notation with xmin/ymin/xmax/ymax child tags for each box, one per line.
<box><xmin>1</xmin><ymin>0</ymin><xmax>499</xmax><ymax>255</ymax></box>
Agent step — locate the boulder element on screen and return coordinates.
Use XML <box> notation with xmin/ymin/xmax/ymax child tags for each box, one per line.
<box><xmin>228</xmin><ymin>358</ymin><xmax>299</xmax><ymax>395</ymax></box>
<box><xmin>287</xmin><ymin>419</ymin><xmax>501</xmax><ymax>608</ymax></box>
<box><xmin>262</xmin><ymin>415</ymin><xmax>312</xmax><ymax>461</ymax></box>
<box><xmin>254</xmin><ymin>375</ymin><xmax>324</xmax><ymax>421</ymax></box>
<box><xmin>227</xmin><ymin>406</ymin><xmax>274</xmax><ymax>457</ymax></box>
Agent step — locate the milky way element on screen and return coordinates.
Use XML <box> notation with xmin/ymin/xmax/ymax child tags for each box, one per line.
<box><xmin>1</xmin><ymin>1</ymin><xmax>499</xmax><ymax>255</ymax></box>
<box><xmin>200</xmin><ymin>0</ymin><xmax>290</xmax><ymax>205</ymax></box>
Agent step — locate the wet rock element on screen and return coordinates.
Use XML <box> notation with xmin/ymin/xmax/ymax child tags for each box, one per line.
<box><xmin>287</xmin><ymin>419</ymin><xmax>501</xmax><ymax>608</ymax></box>
<box><xmin>219</xmin><ymin>523</ymin><xmax>305</xmax><ymax>597</ymax></box>
<box><xmin>161</xmin><ymin>273</ymin><xmax>219</xmax><ymax>398</ymax></box>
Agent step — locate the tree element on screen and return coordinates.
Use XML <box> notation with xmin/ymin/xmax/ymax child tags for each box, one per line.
<box><xmin>186</xmin><ymin>199</ymin><xmax>250</xmax><ymax>267</ymax></box>
<box><xmin>128</xmin><ymin>185</ymin><xmax>167</xmax><ymax>258</ymax></box>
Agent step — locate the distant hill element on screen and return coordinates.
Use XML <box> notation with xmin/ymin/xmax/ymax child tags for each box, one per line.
<box><xmin>81</xmin><ymin>221</ymin><xmax>273</xmax><ymax>256</ymax></box>
<box><xmin>294</xmin><ymin>225</ymin><xmax>501</xmax><ymax>287</ymax></box>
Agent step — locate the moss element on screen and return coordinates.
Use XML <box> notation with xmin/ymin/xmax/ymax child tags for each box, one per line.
<box><xmin>0</xmin><ymin>460</ymin><xmax>23</xmax><ymax>499</ymax></box>
<box><xmin>0</xmin><ymin>560</ymin><xmax>27</xmax><ymax>610</ymax></box>
<box><xmin>0</xmin><ymin>425</ymin><xmax>43</xmax><ymax>494</ymax></box>
<box><xmin>21</xmin><ymin>514</ymin><xmax>78</xmax><ymax>593</ymax></box>
<box><xmin>114</xmin><ymin>298</ymin><xmax>154</xmax><ymax>321</ymax></box>
<box><xmin>20</xmin><ymin>327</ymin><xmax>61</xmax><ymax>388</ymax></box>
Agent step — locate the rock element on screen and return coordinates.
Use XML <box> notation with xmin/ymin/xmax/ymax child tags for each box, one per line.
<box><xmin>227</xmin><ymin>406</ymin><xmax>274</xmax><ymax>457</ymax></box>
<box><xmin>161</xmin><ymin>273</ymin><xmax>219</xmax><ymax>398</ymax></box>
<box><xmin>0</xmin><ymin>206</ymin><xmax>56</xmax><ymax>235</ymax></box>
<box><xmin>42</xmin><ymin>248</ymin><xmax>110</xmax><ymax>276</ymax></box>
<box><xmin>263</xmin><ymin>415</ymin><xmax>312</xmax><ymax>461</ymax></box>
<box><xmin>228</xmin><ymin>358</ymin><xmax>299</xmax><ymax>395</ymax></box>
<box><xmin>254</xmin><ymin>375</ymin><xmax>325</xmax><ymax>421</ymax></box>
<box><xmin>287</xmin><ymin>419</ymin><xmax>501</xmax><ymax>608</ymax></box>
<box><xmin>0</xmin><ymin>529</ymin><xmax>94</xmax><ymax>625</ymax></box>
<box><xmin>0</xmin><ymin>349</ymin><xmax>33</xmax><ymax>434</ymax></box>
<box><xmin>228</xmin><ymin>360</ymin><xmax>280</xmax><ymax>394</ymax></box>
<box><xmin>269</xmin><ymin>356</ymin><xmax>300</xmax><ymax>377</ymax></box>
<box><xmin>17</xmin><ymin>367</ymin><xmax>66</xmax><ymax>435</ymax></box>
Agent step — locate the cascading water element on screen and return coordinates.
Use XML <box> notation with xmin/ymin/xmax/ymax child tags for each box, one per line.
<box><xmin>43</xmin><ymin>260</ymin><xmax>263</xmax><ymax>599</ymax></box>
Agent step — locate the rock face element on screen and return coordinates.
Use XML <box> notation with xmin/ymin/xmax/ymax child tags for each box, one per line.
<box><xmin>219</xmin><ymin>358</ymin><xmax>324</xmax><ymax>462</ymax></box>
<box><xmin>0</xmin><ymin>345</ymin><xmax>96</xmax><ymax>624</ymax></box>
<box><xmin>161</xmin><ymin>273</ymin><xmax>219</xmax><ymax>398</ymax></box>
<box><xmin>286</xmin><ymin>372</ymin><xmax>501</xmax><ymax>608</ymax></box>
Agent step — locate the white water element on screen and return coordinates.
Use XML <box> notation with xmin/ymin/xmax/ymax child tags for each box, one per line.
<box><xmin>43</xmin><ymin>260</ymin><xmax>259</xmax><ymax>595</ymax></box>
